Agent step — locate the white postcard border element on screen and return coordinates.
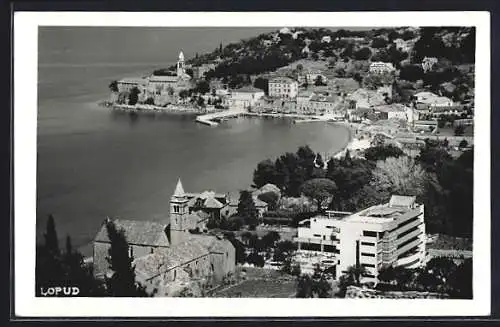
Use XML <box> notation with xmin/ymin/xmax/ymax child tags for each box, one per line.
<box><xmin>14</xmin><ymin>11</ymin><xmax>491</xmax><ymax>317</ymax></box>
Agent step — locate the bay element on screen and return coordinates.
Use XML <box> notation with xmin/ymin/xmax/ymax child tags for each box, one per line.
<box><xmin>36</xmin><ymin>27</ymin><xmax>350</xmax><ymax>255</ymax></box>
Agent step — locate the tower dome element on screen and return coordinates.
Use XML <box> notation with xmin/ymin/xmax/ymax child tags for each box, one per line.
<box><xmin>178</xmin><ymin>51</ymin><xmax>184</xmax><ymax>61</ymax></box>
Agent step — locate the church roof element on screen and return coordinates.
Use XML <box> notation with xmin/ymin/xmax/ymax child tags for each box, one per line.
<box><xmin>133</xmin><ymin>234</ymin><xmax>234</xmax><ymax>280</ymax></box>
<box><xmin>203</xmin><ymin>196</ymin><xmax>225</xmax><ymax>209</ymax></box>
<box><xmin>94</xmin><ymin>219</ymin><xmax>170</xmax><ymax>247</ymax></box>
<box><xmin>173</xmin><ymin>178</ymin><xmax>185</xmax><ymax>197</ymax></box>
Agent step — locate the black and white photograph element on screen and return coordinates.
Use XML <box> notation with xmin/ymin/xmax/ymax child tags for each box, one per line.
<box><xmin>13</xmin><ymin>11</ymin><xmax>490</xmax><ymax>317</ymax></box>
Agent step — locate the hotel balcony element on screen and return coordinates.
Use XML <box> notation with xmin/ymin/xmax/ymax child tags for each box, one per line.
<box><xmin>396</xmin><ymin>250</ymin><xmax>423</xmax><ymax>268</ymax></box>
<box><xmin>294</xmin><ymin>236</ymin><xmax>340</xmax><ymax>247</ymax></box>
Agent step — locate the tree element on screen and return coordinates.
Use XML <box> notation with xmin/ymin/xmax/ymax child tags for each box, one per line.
<box><xmin>44</xmin><ymin>214</ymin><xmax>60</xmax><ymax>256</ymax></box>
<box><xmin>363</xmin><ymin>144</ymin><xmax>404</xmax><ymax>162</ymax></box>
<box><xmin>128</xmin><ymin>87</ymin><xmax>141</xmax><ymax>106</ymax></box>
<box><xmin>299</xmin><ymin>178</ymin><xmax>337</xmax><ymax>212</ymax></box>
<box><xmin>371</xmin><ymin>37</ymin><xmax>389</xmax><ymax>48</ymax></box>
<box><xmin>237</xmin><ymin>190</ymin><xmax>258</xmax><ymax>228</ymax></box>
<box><xmin>144</xmin><ymin>97</ymin><xmax>155</xmax><ymax>105</ymax></box>
<box><xmin>459</xmin><ymin>139</ymin><xmax>469</xmax><ymax>149</ymax></box>
<box><xmin>337</xmin><ymin>264</ymin><xmax>367</xmax><ymax>297</ymax></box>
<box><xmin>399</xmin><ymin>64</ymin><xmax>424</xmax><ymax>82</ymax></box>
<box><xmin>371</xmin><ymin>156</ymin><xmax>429</xmax><ymax>198</ymax></box>
<box><xmin>454</xmin><ymin>125</ymin><xmax>465</xmax><ymax>136</ymax></box>
<box><xmin>179</xmin><ymin>89</ymin><xmax>190</xmax><ymax>100</ymax></box>
<box><xmin>257</xmin><ymin>191</ymin><xmax>279</xmax><ymax>210</ymax></box>
<box><xmin>353</xmin><ymin>47</ymin><xmax>372</xmax><ymax>60</ymax></box>
<box><xmin>314</xmin><ymin>75</ymin><xmax>326</xmax><ymax>86</ymax></box>
<box><xmin>253</xmin><ymin>77</ymin><xmax>269</xmax><ymax>95</ymax></box>
<box><xmin>449</xmin><ymin>258</ymin><xmax>472</xmax><ymax>299</ymax></box>
<box><xmin>109</xmin><ymin>80</ymin><xmax>119</xmax><ymax>93</ymax></box>
<box><xmin>311</xmin><ymin>264</ymin><xmax>332</xmax><ymax>298</ymax></box>
<box><xmin>37</xmin><ymin>215</ymin><xmax>105</xmax><ymax>296</ymax></box>
<box><xmin>262</xmin><ymin>231</ymin><xmax>281</xmax><ymax>249</ymax></box>
<box><xmin>253</xmin><ymin>159</ymin><xmax>278</xmax><ymax>188</ymax></box>
<box><xmin>296</xmin><ymin>274</ymin><xmax>314</xmax><ymax>298</ymax></box>
<box><xmin>273</xmin><ymin>240</ymin><xmax>297</xmax><ymax>262</ymax></box>
<box><xmin>105</xmin><ymin>220</ymin><xmax>150</xmax><ymax>297</ymax></box>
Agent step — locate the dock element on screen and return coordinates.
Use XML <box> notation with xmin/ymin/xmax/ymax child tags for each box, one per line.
<box><xmin>196</xmin><ymin>107</ymin><xmax>245</xmax><ymax>126</ymax></box>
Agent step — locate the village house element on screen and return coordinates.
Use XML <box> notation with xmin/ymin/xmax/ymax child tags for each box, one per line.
<box><xmin>347</xmin><ymin>89</ymin><xmax>387</xmax><ymax>110</ymax></box>
<box><xmin>294</xmin><ymin>195</ymin><xmax>426</xmax><ymax>284</ymax></box>
<box><xmin>369</xmin><ymin>62</ymin><xmax>396</xmax><ymax>74</ymax></box>
<box><xmin>393</xmin><ymin>38</ymin><xmax>412</xmax><ymax>52</ymax></box>
<box><xmin>228</xmin><ymin>86</ymin><xmax>265</xmax><ymax>109</ymax></box>
<box><xmin>412</xmin><ymin>120</ymin><xmax>439</xmax><ymax>133</ymax></box>
<box><xmin>92</xmin><ymin>179</ymin><xmax>236</xmax><ymax>296</ymax></box>
<box><xmin>422</xmin><ymin>57</ymin><xmax>439</xmax><ymax>72</ymax></box>
<box><xmin>321</xmin><ymin>35</ymin><xmax>332</xmax><ymax>43</ymax></box>
<box><xmin>373</xmin><ymin>103</ymin><xmax>418</xmax><ymax>122</ymax></box>
<box><xmin>413</xmin><ymin>91</ymin><xmax>454</xmax><ymax>108</ymax></box>
<box><xmin>268</xmin><ymin>76</ymin><xmax>299</xmax><ymax>99</ymax></box>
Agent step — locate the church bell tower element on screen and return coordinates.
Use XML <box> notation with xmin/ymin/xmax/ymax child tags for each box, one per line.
<box><xmin>176</xmin><ymin>51</ymin><xmax>185</xmax><ymax>77</ymax></box>
<box><xmin>170</xmin><ymin>178</ymin><xmax>189</xmax><ymax>246</ymax></box>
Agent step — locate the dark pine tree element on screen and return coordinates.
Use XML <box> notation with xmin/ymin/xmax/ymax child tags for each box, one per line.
<box><xmin>44</xmin><ymin>214</ymin><xmax>60</xmax><ymax>256</ymax></box>
<box><xmin>105</xmin><ymin>220</ymin><xmax>150</xmax><ymax>297</ymax></box>
<box><xmin>237</xmin><ymin>190</ymin><xmax>259</xmax><ymax>228</ymax></box>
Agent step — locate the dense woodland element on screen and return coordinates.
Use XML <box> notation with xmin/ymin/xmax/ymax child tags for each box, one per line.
<box><xmin>253</xmin><ymin>142</ymin><xmax>473</xmax><ymax>238</ymax></box>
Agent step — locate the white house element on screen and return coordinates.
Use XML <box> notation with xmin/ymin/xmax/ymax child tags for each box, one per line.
<box><xmin>321</xmin><ymin>36</ymin><xmax>332</xmax><ymax>43</ymax></box>
<box><xmin>268</xmin><ymin>77</ymin><xmax>299</xmax><ymax>99</ymax></box>
<box><xmin>228</xmin><ymin>86</ymin><xmax>265</xmax><ymax>109</ymax></box>
<box><xmin>369</xmin><ymin>62</ymin><xmax>396</xmax><ymax>74</ymax></box>
<box><xmin>294</xmin><ymin>195</ymin><xmax>426</xmax><ymax>284</ymax></box>
<box><xmin>414</xmin><ymin>91</ymin><xmax>454</xmax><ymax>108</ymax></box>
<box><xmin>373</xmin><ymin>103</ymin><xmax>416</xmax><ymax>122</ymax></box>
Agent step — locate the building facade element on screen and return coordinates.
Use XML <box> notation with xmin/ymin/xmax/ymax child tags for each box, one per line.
<box><xmin>228</xmin><ymin>87</ymin><xmax>265</xmax><ymax>109</ymax></box>
<box><xmin>294</xmin><ymin>195</ymin><xmax>426</xmax><ymax>284</ymax></box>
<box><xmin>268</xmin><ymin>77</ymin><xmax>299</xmax><ymax>99</ymax></box>
<box><xmin>92</xmin><ymin>179</ymin><xmax>235</xmax><ymax>296</ymax></box>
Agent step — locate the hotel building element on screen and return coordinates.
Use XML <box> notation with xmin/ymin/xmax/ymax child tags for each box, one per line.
<box><xmin>268</xmin><ymin>77</ymin><xmax>299</xmax><ymax>99</ymax></box>
<box><xmin>294</xmin><ymin>195</ymin><xmax>426</xmax><ymax>284</ymax></box>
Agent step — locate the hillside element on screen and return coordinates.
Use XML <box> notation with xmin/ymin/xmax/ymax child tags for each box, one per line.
<box><xmin>177</xmin><ymin>27</ymin><xmax>474</xmax><ymax>78</ymax></box>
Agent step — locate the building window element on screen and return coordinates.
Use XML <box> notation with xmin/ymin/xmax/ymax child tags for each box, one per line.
<box><xmin>173</xmin><ymin>205</ymin><xmax>180</xmax><ymax>213</ymax></box>
<box><xmin>363</xmin><ymin>231</ymin><xmax>377</xmax><ymax>237</ymax></box>
<box><xmin>361</xmin><ymin>252</ymin><xmax>375</xmax><ymax>257</ymax></box>
<box><xmin>361</xmin><ymin>242</ymin><xmax>375</xmax><ymax>246</ymax></box>
<box><xmin>128</xmin><ymin>246</ymin><xmax>133</xmax><ymax>258</ymax></box>
<box><xmin>313</xmin><ymin>234</ymin><xmax>321</xmax><ymax>237</ymax></box>
<box><xmin>362</xmin><ymin>263</ymin><xmax>376</xmax><ymax>268</ymax></box>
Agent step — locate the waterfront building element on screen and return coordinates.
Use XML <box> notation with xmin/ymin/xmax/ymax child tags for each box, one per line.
<box><xmin>116</xmin><ymin>77</ymin><xmax>148</xmax><ymax>93</ymax></box>
<box><xmin>369</xmin><ymin>62</ymin><xmax>396</xmax><ymax>74</ymax></box>
<box><xmin>294</xmin><ymin>195</ymin><xmax>426</xmax><ymax>284</ymax></box>
<box><xmin>228</xmin><ymin>86</ymin><xmax>265</xmax><ymax>109</ymax></box>
<box><xmin>268</xmin><ymin>77</ymin><xmax>299</xmax><ymax>99</ymax></box>
<box><xmin>145</xmin><ymin>51</ymin><xmax>193</xmax><ymax>97</ymax></box>
<box><xmin>373</xmin><ymin>103</ymin><xmax>416</xmax><ymax>122</ymax></box>
<box><xmin>92</xmin><ymin>179</ymin><xmax>235</xmax><ymax>296</ymax></box>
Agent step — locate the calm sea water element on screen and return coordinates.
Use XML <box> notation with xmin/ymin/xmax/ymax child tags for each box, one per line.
<box><xmin>36</xmin><ymin>27</ymin><xmax>350</xmax><ymax>255</ymax></box>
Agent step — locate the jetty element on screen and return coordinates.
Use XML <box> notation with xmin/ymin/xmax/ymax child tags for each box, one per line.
<box><xmin>196</xmin><ymin>107</ymin><xmax>245</xmax><ymax>126</ymax></box>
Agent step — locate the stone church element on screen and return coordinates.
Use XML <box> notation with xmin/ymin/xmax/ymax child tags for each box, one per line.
<box><xmin>92</xmin><ymin>179</ymin><xmax>236</xmax><ymax>296</ymax></box>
